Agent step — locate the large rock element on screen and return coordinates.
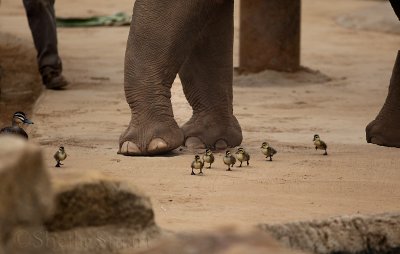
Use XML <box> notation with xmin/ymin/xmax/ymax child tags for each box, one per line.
<box><xmin>259</xmin><ymin>213</ymin><xmax>400</xmax><ymax>254</ymax></box>
<box><xmin>44</xmin><ymin>175</ymin><xmax>160</xmax><ymax>254</ymax></box>
<box><xmin>45</xmin><ymin>178</ymin><xmax>156</xmax><ymax>232</ymax></box>
<box><xmin>131</xmin><ymin>227</ymin><xmax>304</xmax><ymax>254</ymax></box>
<box><xmin>0</xmin><ymin>136</ymin><xmax>53</xmax><ymax>254</ymax></box>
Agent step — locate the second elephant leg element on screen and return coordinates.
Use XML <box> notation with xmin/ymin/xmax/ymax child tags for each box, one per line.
<box><xmin>120</xmin><ymin>0</ymin><xmax>222</xmax><ymax>155</ymax></box>
<box><xmin>179</xmin><ymin>0</ymin><xmax>242</xmax><ymax>149</ymax></box>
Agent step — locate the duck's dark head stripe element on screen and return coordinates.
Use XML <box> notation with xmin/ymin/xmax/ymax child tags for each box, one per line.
<box><xmin>13</xmin><ymin>112</ymin><xmax>33</xmax><ymax>124</ymax></box>
<box><xmin>16</xmin><ymin>116</ymin><xmax>26</xmax><ymax>122</ymax></box>
<box><xmin>14</xmin><ymin>112</ymin><xmax>26</xmax><ymax>117</ymax></box>
<box><xmin>14</xmin><ymin>112</ymin><xmax>27</xmax><ymax>121</ymax></box>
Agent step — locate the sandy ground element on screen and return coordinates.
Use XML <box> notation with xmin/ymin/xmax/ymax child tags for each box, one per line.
<box><xmin>1</xmin><ymin>0</ymin><xmax>400</xmax><ymax>233</ymax></box>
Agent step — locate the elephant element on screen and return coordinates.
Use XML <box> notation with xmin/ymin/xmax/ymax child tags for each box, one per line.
<box><xmin>118</xmin><ymin>0</ymin><xmax>242</xmax><ymax>155</ymax></box>
<box><xmin>366</xmin><ymin>0</ymin><xmax>400</xmax><ymax>148</ymax></box>
<box><xmin>117</xmin><ymin>0</ymin><xmax>400</xmax><ymax>156</ymax></box>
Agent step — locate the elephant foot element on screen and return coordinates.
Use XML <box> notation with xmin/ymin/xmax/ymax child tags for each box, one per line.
<box><xmin>366</xmin><ymin>85</ymin><xmax>400</xmax><ymax>148</ymax></box>
<box><xmin>366</xmin><ymin>51</ymin><xmax>400</xmax><ymax>148</ymax></box>
<box><xmin>182</xmin><ymin>113</ymin><xmax>242</xmax><ymax>150</ymax></box>
<box><xmin>119</xmin><ymin>117</ymin><xmax>184</xmax><ymax>156</ymax></box>
<box><xmin>366</xmin><ymin>119</ymin><xmax>400</xmax><ymax>148</ymax></box>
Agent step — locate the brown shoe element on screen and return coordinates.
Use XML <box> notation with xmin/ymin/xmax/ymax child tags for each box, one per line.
<box><xmin>42</xmin><ymin>69</ymin><xmax>68</xmax><ymax>90</ymax></box>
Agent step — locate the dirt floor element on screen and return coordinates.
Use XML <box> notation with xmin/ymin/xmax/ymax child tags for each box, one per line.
<box><xmin>0</xmin><ymin>0</ymin><xmax>399</xmax><ymax>233</ymax></box>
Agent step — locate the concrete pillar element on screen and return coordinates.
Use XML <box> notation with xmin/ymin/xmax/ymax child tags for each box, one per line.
<box><xmin>239</xmin><ymin>0</ymin><xmax>301</xmax><ymax>73</ymax></box>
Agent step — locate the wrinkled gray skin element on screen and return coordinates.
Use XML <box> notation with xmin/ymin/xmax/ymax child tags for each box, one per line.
<box><xmin>119</xmin><ymin>0</ymin><xmax>242</xmax><ymax>155</ymax></box>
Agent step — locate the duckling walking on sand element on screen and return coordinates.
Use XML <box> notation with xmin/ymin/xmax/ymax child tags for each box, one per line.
<box><xmin>202</xmin><ymin>149</ymin><xmax>215</xmax><ymax>169</ymax></box>
<box><xmin>313</xmin><ymin>134</ymin><xmax>328</xmax><ymax>155</ymax></box>
<box><xmin>0</xmin><ymin>112</ymin><xmax>34</xmax><ymax>139</ymax></box>
<box><xmin>54</xmin><ymin>146</ymin><xmax>67</xmax><ymax>167</ymax></box>
<box><xmin>191</xmin><ymin>155</ymin><xmax>204</xmax><ymax>175</ymax></box>
<box><xmin>235</xmin><ymin>147</ymin><xmax>250</xmax><ymax>167</ymax></box>
<box><xmin>261</xmin><ymin>142</ymin><xmax>277</xmax><ymax>161</ymax></box>
<box><xmin>223</xmin><ymin>150</ymin><xmax>236</xmax><ymax>171</ymax></box>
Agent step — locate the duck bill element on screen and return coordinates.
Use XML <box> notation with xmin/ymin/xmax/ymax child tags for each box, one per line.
<box><xmin>23</xmin><ymin>118</ymin><xmax>34</xmax><ymax>124</ymax></box>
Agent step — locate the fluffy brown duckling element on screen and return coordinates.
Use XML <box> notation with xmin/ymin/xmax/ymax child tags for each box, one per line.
<box><xmin>191</xmin><ymin>155</ymin><xmax>204</xmax><ymax>175</ymax></box>
<box><xmin>202</xmin><ymin>149</ymin><xmax>215</xmax><ymax>169</ymax></box>
<box><xmin>54</xmin><ymin>146</ymin><xmax>67</xmax><ymax>167</ymax></box>
<box><xmin>261</xmin><ymin>142</ymin><xmax>277</xmax><ymax>161</ymax></box>
<box><xmin>313</xmin><ymin>134</ymin><xmax>328</xmax><ymax>155</ymax></box>
<box><xmin>223</xmin><ymin>150</ymin><xmax>236</xmax><ymax>171</ymax></box>
<box><xmin>235</xmin><ymin>147</ymin><xmax>250</xmax><ymax>167</ymax></box>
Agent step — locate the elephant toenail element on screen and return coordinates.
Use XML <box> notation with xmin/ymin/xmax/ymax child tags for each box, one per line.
<box><xmin>120</xmin><ymin>141</ymin><xmax>141</xmax><ymax>155</ymax></box>
<box><xmin>215</xmin><ymin>139</ymin><xmax>228</xmax><ymax>150</ymax></box>
<box><xmin>119</xmin><ymin>142</ymin><xmax>128</xmax><ymax>154</ymax></box>
<box><xmin>185</xmin><ymin>137</ymin><xmax>206</xmax><ymax>149</ymax></box>
<box><xmin>148</xmin><ymin>138</ymin><xmax>168</xmax><ymax>152</ymax></box>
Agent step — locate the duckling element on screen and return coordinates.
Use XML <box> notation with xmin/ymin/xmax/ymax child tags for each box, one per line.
<box><xmin>191</xmin><ymin>155</ymin><xmax>204</xmax><ymax>175</ymax></box>
<box><xmin>223</xmin><ymin>150</ymin><xmax>236</xmax><ymax>171</ymax></box>
<box><xmin>0</xmin><ymin>112</ymin><xmax>34</xmax><ymax>139</ymax></box>
<box><xmin>54</xmin><ymin>146</ymin><xmax>67</xmax><ymax>167</ymax></box>
<box><xmin>313</xmin><ymin>134</ymin><xmax>328</xmax><ymax>155</ymax></box>
<box><xmin>261</xmin><ymin>142</ymin><xmax>277</xmax><ymax>161</ymax></box>
<box><xmin>235</xmin><ymin>147</ymin><xmax>250</xmax><ymax>167</ymax></box>
<box><xmin>202</xmin><ymin>149</ymin><xmax>215</xmax><ymax>169</ymax></box>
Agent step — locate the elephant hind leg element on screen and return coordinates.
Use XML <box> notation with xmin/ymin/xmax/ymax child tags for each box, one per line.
<box><xmin>366</xmin><ymin>51</ymin><xmax>400</xmax><ymax>148</ymax></box>
<box><xmin>179</xmin><ymin>0</ymin><xmax>243</xmax><ymax>150</ymax></box>
<box><xmin>120</xmin><ymin>0</ymin><xmax>224</xmax><ymax>155</ymax></box>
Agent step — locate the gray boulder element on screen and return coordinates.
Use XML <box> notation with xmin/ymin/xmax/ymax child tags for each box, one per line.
<box><xmin>45</xmin><ymin>175</ymin><xmax>160</xmax><ymax>254</ymax></box>
<box><xmin>46</xmin><ymin>179</ymin><xmax>156</xmax><ymax>232</ymax></box>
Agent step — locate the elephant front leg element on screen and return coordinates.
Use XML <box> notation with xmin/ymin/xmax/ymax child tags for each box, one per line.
<box><xmin>366</xmin><ymin>2</ymin><xmax>400</xmax><ymax>148</ymax></box>
<box><xmin>179</xmin><ymin>0</ymin><xmax>243</xmax><ymax>150</ymax></box>
<box><xmin>119</xmin><ymin>0</ymin><xmax>218</xmax><ymax>155</ymax></box>
<box><xmin>366</xmin><ymin>51</ymin><xmax>400</xmax><ymax>148</ymax></box>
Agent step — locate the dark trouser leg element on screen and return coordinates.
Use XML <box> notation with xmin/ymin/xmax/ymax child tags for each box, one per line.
<box><xmin>22</xmin><ymin>0</ymin><xmax>62</xmax><ymax>75</ymax></box>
